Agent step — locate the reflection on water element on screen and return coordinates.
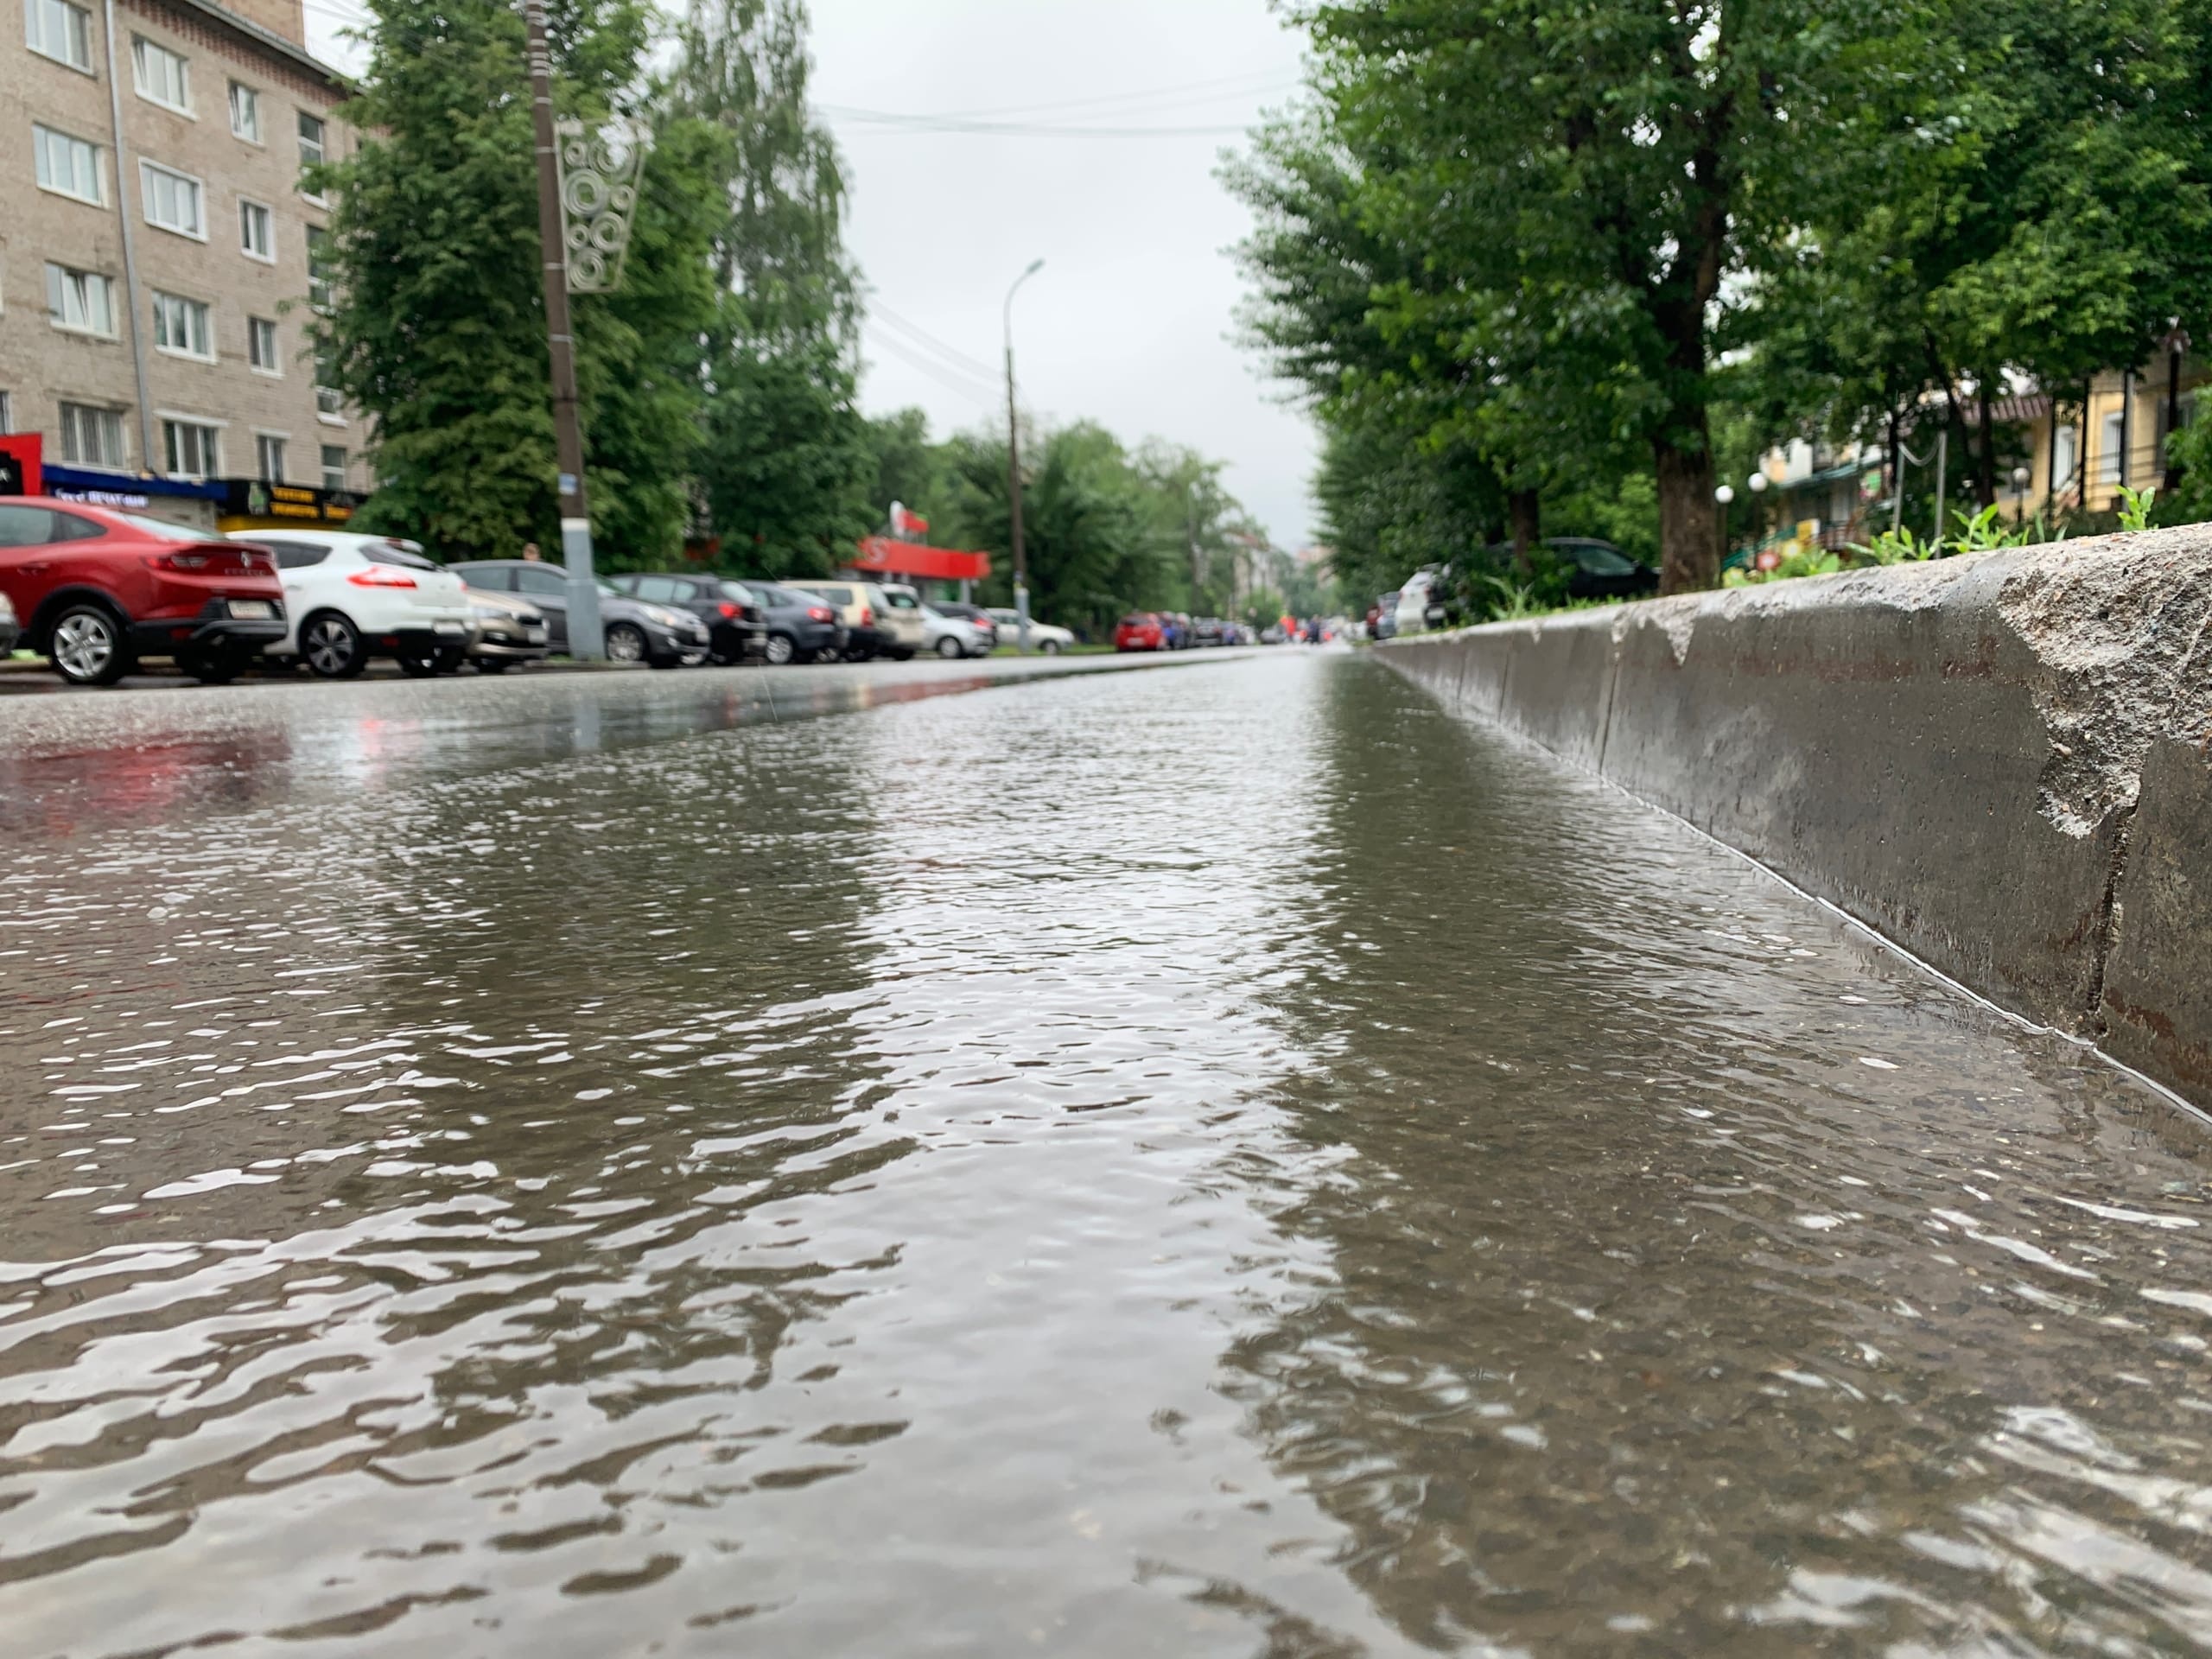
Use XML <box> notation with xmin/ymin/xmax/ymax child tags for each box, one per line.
<box><xmin>3</xmin><ymin>656</ymin><xmax>2210</xmax><ymax>1656</ymax></box>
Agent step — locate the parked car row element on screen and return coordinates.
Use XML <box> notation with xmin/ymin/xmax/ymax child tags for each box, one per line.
<box><xmin>1113</xmin><ymin>612</ymin><xmax>1251</xmax><ymax>652</ymax></box>
<box><xmin>0</xmin><ymin>496</ymin><xmax>1049</xmax><ymax>687</ymax></box>
<box><xmin>1370</xmin><ymin>539</ymin><xmax>1662</xmax><ymax>639</ymax></box>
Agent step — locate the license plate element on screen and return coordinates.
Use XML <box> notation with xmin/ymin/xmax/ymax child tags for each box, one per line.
<box><xmin>435</xmin><ymin>621</ymin><xmax>467</xmax><ymax>636</ymax></box>
<box><xmin>526</xmin><ymin>627</ymin><xmax>548</xmax><ymax>644</ymax></box>
<box><xmin>228</xmin><ymin>599</ymin><xmax>275</xmax><ymax>620</ymax></box>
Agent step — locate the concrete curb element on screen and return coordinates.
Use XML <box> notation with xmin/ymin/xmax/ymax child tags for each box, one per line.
<box><xmin>1377</xmin><ymin>531</ymin><xmax>2212</xmax><ymax>1109</ymax></box>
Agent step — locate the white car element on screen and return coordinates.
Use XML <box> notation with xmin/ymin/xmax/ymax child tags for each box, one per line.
<box><xmin>919</xmin><ymin>603</ymin><xmax>993</xmax><ymax>659</ymax></box>
<box><xmin>229</xmin><ymin>530</ymin><xmax>474</xmax><ymax>678</ymax></box>
<box><xmin>984</xmin><ymin>607</ymin><xmax>1075</xmax><ymax>653</ymax></box>
<box><xmin>1394</xmin><ymin>568</ymin><xmax>1447</xmax><ymax>638</ymax></box>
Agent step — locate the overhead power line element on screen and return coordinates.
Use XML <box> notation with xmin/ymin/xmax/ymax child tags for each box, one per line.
<box><xmin>869</xmin><ymin>302</ymin><xmax>999</xmax><ymax>381</ymax></box>
<box><xmin>821</xmin><ymin>107</ymin><xmax>1256</xmax><ymax>138</ymax></box>
<box><xmin>888</xmin><ymin>70</ymin><xmax>1296</xmax><ymax>124</ymax></box>
<box><xmin>862</xmin><ymin>327</ymin><xmax>1001</xmax><ymax>405</ymax></box>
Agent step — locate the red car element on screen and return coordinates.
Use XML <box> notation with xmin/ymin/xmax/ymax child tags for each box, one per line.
<box><xmin>1115</xmin><ymin>611</ymin><xmax>1166</xmax><ymax>652</ymax></box>
<box><xmin>0</xmin><ymin>497</ymin><xmax>286</xmax><ymax>686</ymax></box>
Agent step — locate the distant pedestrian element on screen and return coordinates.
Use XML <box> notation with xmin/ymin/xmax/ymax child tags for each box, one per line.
<box><xmin>522</xmin><ymin>543</ymin><xmax>543</xmax><ymax>563</ymax></box>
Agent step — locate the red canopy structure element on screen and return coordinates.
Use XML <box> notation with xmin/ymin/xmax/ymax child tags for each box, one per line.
<box><xmin>852</xmin><ymin>537</ymin><xmax>992</xmax><ymax>584</ymax></box>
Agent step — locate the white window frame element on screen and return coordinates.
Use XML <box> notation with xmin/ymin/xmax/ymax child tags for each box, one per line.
<box><xmin>238</xmin><ymin>197</ymin><xmax>275</xmax><ymax>262</ymax></box>
<box><xmin>151</xmin><ymin>290</ymin><xmax>214</xmax><ymax>361</ymax></box>
<box><xmin>59</xmin><ymin>401</ymin><xmax>129</xmax><ymax>469</ymax></box>
<box><xmin>34</xmin><ymin>123</ymin><xmax>105</xmax><ymax>206</ymax></box>
<box><xmin>2100</xmin><ymin>410</ymin><xmax>2127</xmax><ymax>485</ymax></box>
<box><xmin>159</xmin><ymin>413</ymin><xmax>223</xmax><ymax>479</ymax></box>
<box><xmin>306</xmin><ymin>224</ymin><xmax>334</xmax><ymax>311</ymax></box>
<box><xmin>25</xmin><ymin>0</ymin><xmax>93</xmax><ymax>73</ymax></box>
<box><xmin>254</xmin><ymin>431</ymin><xmax>288</xmax><ymax>483</ymax></box>
<box><xmin>321</xmin><ymin>443</ymin><xmax>347</xmax><ymax>492</ymax></box>
<box><xmin>248</xmin><ymin>315</ymin><xmax>281</xmax><ymax>375</ymax></box>
<box><xmin>139</xmin><ymin>158</ymin><xmax>206</xmax><ymax>240</ymax></box>
<box><xmin>297</xmin><ymin>109</ymin><xmax>327</xmax><ymax>200</ymax></box>
<box><xmin>130</xmin><ymin>34</ymin><xmax>192</xmax><ymax>115</ymax></box>
<box><xmin>45</xmin><ymin>262</ymin><xmax>118</xmax><ymax>338</ymax></box>
<box><xmin>315</xmin><ymin>349</ymin><xmax>345</xmax><ymax>421</ymax></box>
<box><xmin>228</xmin><ymin>79</ymin><xmax>262</xmax><ymax>143</ymax></box>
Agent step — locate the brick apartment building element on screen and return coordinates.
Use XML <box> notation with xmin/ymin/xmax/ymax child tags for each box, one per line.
<box><xmin>2</xmin><ymin>0</ymin><xmax>362</xmax><ymax>529</ymax></box>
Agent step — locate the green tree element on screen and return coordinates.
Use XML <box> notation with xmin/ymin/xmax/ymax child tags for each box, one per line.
<box><xmin>1259</xmin><ymin>0</ymin><xmax>1928</xmax><ymax>592</ymax></box>
<box><xmin>313</xmin><ymin>0</ymin><xmax>709</xmax><ymax>560</ymax></box>
<box><xmin>673</xmin><ymin>0</ymin><xmax>875</xmax><ymax>577</ymax></box>
<box><xmin>1742</xmin><ymin>0</ymin><xmax>2212</xmax><ymax>512</ymax></box>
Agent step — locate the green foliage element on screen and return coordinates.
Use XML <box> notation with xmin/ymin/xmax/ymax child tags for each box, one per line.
<box><xmin>1851</xmin><ymin>525</ymin><xmax>1942</xmax><ymax>565</ymax></box>
<box><xmin>675</xmin><ymin>0</ymin><xmax>874</xmax><ymax>578</ymax></box>
<box><xmin>2114</xmin><ymin>483</ymin><xmax>2159</xmax><ymax>533</ymax></box>
<box><xmin>315</xmin><ymin>0</ymin><xmax>704</xmax><ymax>559</ymax></box>
<box><xmin>1238</xmin><ymin>0</ymin><xmax>1926</xmax><ymax>597</ymax></box>
<box><xmin>852</xmin><ymin>410</ymin><xmax>1267</xmax><ymax>636</ymax></box>
<box><xmin>1236</xmin><ymin>0</ymin><xmax>2212</xmax><ymax>610</ymax></box>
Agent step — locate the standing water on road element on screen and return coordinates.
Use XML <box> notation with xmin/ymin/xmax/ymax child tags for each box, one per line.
<box><xmin>4</xmin><ymin>654</ymin><xmax>2212</xmax><ymax>1656</ymax></box>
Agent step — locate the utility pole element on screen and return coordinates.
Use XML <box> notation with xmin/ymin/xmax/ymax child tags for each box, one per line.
<box><xmin>1004</xmin><ymin>258</ymin><xmax>1044</xmax><ymax>652</ymax></box>
<box><xmin>523</xmin><ymin>0</ymin><xmax>603</xmax><ymax>659</ymax></box>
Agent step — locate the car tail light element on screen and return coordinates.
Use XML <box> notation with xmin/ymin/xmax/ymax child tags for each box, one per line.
<box><xmin>347</xmin><ymin>567</ymin><xmax>418</xmax><ymax>589</ymax></box>
<box><xmin>859</xmin><ymin>607</ymin><xmax>874</xmax><ymax>627</ymax></box>
<box><xmin>148</xmin><ymin>550</ymin><xmax>212</xmax><ymax>572</ymax></box>
<box><xmin>808</xmin><ymin>605</ymin><xmax>834</xmax><ymax>623</ymax></box>
<box><xmin>718</xmin><ymin>602</ymin><xmax>740</xmax><ymax>619</ymax></box>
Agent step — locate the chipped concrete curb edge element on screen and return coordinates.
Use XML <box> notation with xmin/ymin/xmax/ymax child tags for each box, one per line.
<box><xmin>1376</xmin><ymin>530</ymin><xmax>2212</xmax><ymax>1109</ymax></box>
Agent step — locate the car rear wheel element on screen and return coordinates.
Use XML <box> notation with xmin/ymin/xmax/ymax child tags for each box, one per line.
<box><xmin>49</xmin><ymin>604</ymin><xmax>132</xmax><ymax>687</ymax></box>
<box><xmin>605</xmin><ymin>622</ymin><xmax>648</xmax><ymax>664</ymax></box>
<box><xmin>935</xmin><ymin>635</ymin><xmax>965</xmax><ymax>659</ymax></box>
<box><xmin>1040</xmin><ymin>639</ymin><xmax>1064</xmax><ymax>656</ymax></box>
<box><xmin>302</xmin><ymin>613</ymin><xmax>368</xmax><ymax>679</ymax></box>
<box><xmin>763</xmin><ymin>632</ymin><xmax>797</xmax><ymax>666</ymax></box>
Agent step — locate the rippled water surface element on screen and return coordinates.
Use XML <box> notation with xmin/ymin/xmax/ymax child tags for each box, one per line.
<box><xmin>6</xmin><ymin>653</ymin><xmax>2212</xmax><ymax>1657</ymax></box>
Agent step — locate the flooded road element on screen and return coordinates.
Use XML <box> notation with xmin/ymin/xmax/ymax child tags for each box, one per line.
<box><xmin>5</xmin><ymin>652</ymin><xmax>2212</xmax><ymax>1656</ymax></box>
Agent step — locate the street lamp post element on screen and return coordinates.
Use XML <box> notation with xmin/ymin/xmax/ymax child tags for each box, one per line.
<box><xmin>1713</xmin><ymin>483</ymin><xmax>1735</xmax><ymax>574</ymax></box>
<box><xmin>1004</xmin><ymin>258</ymin><xmax>1044</xmax><ymax>652</ymax></box>
<box><xmin>522</xmin><ymin>0</ymin><xmax>602</xmax><ymax>658</ymax></box>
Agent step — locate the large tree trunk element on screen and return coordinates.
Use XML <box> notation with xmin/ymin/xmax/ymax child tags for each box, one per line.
<box><xmin>1509</xmin><ymin>489</ymin><xmax>1541</xmax><ymax>575</ymax></box>
<box><xmin>1654</xmin><ymin>434</ymin><xmax>1719</xmax><ymax>594</ymax></box>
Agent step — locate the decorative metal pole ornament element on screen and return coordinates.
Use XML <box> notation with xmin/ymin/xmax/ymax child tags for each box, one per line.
<box><xmin>555</xmin><ymin>118</ymin><xmax>647</xmax><ymax>293</ymax></box>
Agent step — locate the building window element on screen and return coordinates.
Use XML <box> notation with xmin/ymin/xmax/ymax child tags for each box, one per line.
<box><xmin>2054</xmin><ymin>425</ymin><xmax>2079</xmax><ymax>493</ymax></box>
<box><xmin>239</xmin><ymin>198</ymin><xmax>274</xmax><ymax>260</ymax></box>
<box><xmin>34</xmin><ymin>124</ymin><xmax>103</xmax><ymax>205</ymax></box>
<box><xmin>256</xmin><ymin>434</ymin><xmax>287</xmax><ymax>482</ymax></box>
<box><xmin>321</xmin><ymin>444</ymin><xmax>346</xmax><ymax>492</ymax></box>
<box><xmin>162</xmin><ymin>417</ymin><xmax>219</xmax><ymax>478</ymax></box>
<box><xmin>249</xmin><ymin>315</ymin><xmax>279</xmax><ymax>372</ymax></box>
<box><xmin>2101</xmin><ymin>410</ymin><xmax>2127</xmax><ymax>484</ymax></box>
<box><xmin>315</xmin><ymin>351</ymin><xmax>344</xmax><ymax>417</ymax></box>
<box><xmin>152</xmin><ymin>291</ymin><xmax>213</xmax><ymax>359</ymax></box>
<box><xmin>229</xmin><ymin>80</ymin><xmax>261</xmax><ymax>142</ymax></box>
<box><xmin>140</xmin><ymin>160</ymin><xmax>205</xmax><ymax>238</ymax></box>
<box><xmin>306</xmin><ymin>225</ymin><xmax>333</xmax><ymax>310</ymax></box>
<box><xmin>130</xmin><ymin>35</ymin><xmax>191</xmax><ymax>114</ymax></box>
<box><xmin>59</xmin><ymin>401</ymin><xmax>127</xmax><ymax>468</ymax></box>
<box><xmin>297</xmin><ymin>110</ymin><xmax>326</xmax><ymax>195</ymax></box>
<box><xmin>25</xmin><ymin>0</ymin><xmax>92</xmax><ymax>70</ymax></box>
<box><xmin>45</xmin><ymin>263</ymin><xmax>118</xmax><ymax>336</ymax></box>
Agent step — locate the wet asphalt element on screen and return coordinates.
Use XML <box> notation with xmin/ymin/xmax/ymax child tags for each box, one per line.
<box><xmin>4</xmin><ymin>649</ymin><xmax>2211</xmax><ymax>1657</ymax></box>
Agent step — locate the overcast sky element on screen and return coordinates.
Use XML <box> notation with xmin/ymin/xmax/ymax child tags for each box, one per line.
<box><xmin>305</xmin><ymin>0</ymin><xmax>1320</xmax><ymax>550</ymax></box>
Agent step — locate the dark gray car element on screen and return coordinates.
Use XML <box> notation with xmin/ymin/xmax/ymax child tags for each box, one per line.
<box><xmin>449</xmin><ymin>560</ymin><xmax>709</xmax><ymax>668</ymax></box>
